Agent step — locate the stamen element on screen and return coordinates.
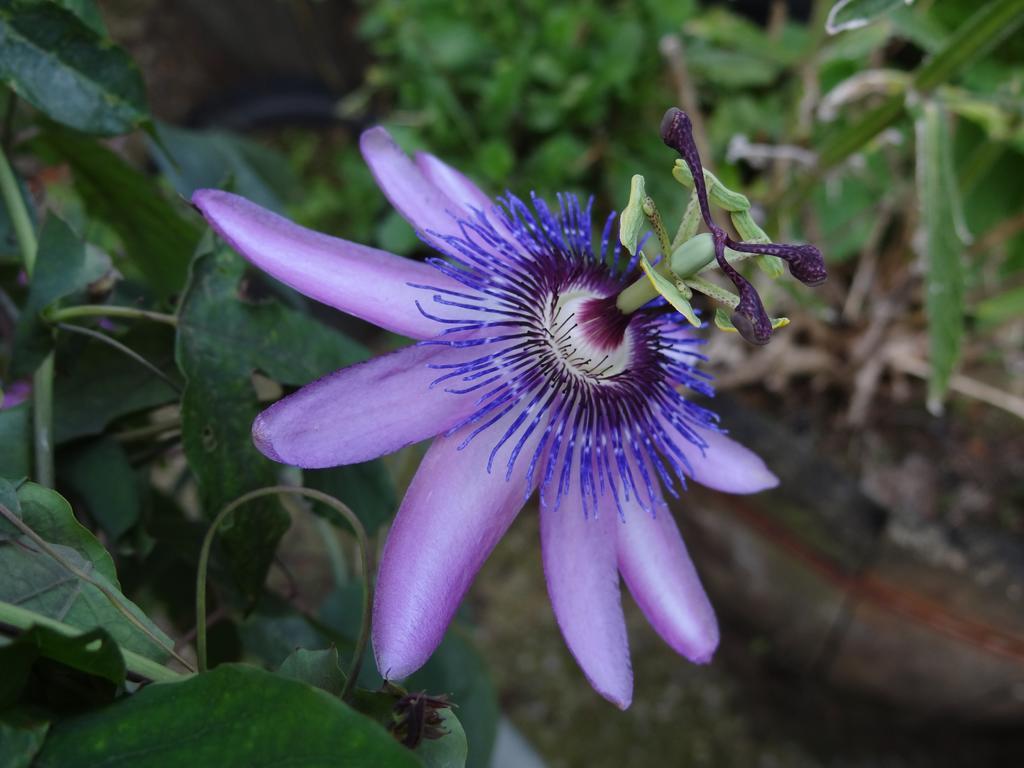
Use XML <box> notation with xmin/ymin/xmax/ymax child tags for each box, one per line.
<box><xmin>660</xmin><ymin>107</ymin><xmax>827</xmax><ymax>343</ymax></box>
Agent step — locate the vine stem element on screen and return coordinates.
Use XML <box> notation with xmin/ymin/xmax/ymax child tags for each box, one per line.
<box><xmin>195</xmin><ymin>486</ymin><xmax>373</xmax><ymax>702</ymax></box>
<box><xmin>0</xmin><ymin>141</ymin><xmax>54</xmax><ymax>486</ymax></box>
<box><xmin>48</xmin><ymin>304</ymin><xmax>178</xmax><ymax>327</ymax></box>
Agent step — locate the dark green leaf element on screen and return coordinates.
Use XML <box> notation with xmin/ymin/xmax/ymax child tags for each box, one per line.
<box><xmin>32</xmin><ymin>128</ymin><xmax>199</xmax><ymax>298</ymax></box>
<box><xmin>0</xmin><ymin>624</ymin><xmax>125</xmax><ymax>709</ymax></box>
<box><xmin>47</xmin><ymin>0</ymin><xmax>106</xmax><ymax>35</ymax></box>
<box><xmin>0</xmin><ymin>483</ymin><xmax>173</xmax><ymax>660</ymax></box>
<box><xmin>416</xmin><ymin>709</ymin><xmax>468</xmax><ymax>768</ymax></box>
<box><xmin>277</xmin><ymin>646</ymin><xmax>346</xmax><ymax>697</ymax></box>
<box><xmin>11</xmin><ymin>214</ymin><xmax>109</xmax><ymax>377</ymax></box>
<box><xmin>0</xmin><ymin>403</ymin><xmax>31</xmax><ymax>477</ymax></box>
<box><xmin>0</xmin><ymin>710</ymin><xmax>50</xmax><ymax>768</ymax></box>
<box><xmin>175</xmin><ymin>245</ymin><xmax>371</xmax><ymax>594</ymax></box>
<box><xmin>238</xmin><ymin>608</ymin><xmax>326</xmax><ymax>668</ymax></box>
<box><xmin>914</xmin><ymin>100</ymin><xmax>965</xmax><ymax>412</ymax></box>
<box><xmin>12</xmin><ymin>481</ymin><xmax>116</xmax><ymax>582</ymax></box>
<box><xmin>305</xmin><ymin>459</ymin><xmax>397</xmax><ymax>535</ymax></box>
<box><xmin>32</xmin><ymin>664</ymin><xmax>422</xmax><ymax>768</ymax></box>
<box><xmin>175</xmin><ymin>247</ymin><xmax>286</xmax><ymax>594</ymax></box>
<box><xmin>150</xmin><ymin>122</ymin><xmax>300</xmax><ymax>214</ymax></box>
<box><xmin>53</xmin><ymin>324</ymin><xmax>179</xmax><ymax>444</ymax></box>
<box><xmin>0</xmin><ymin>476</ymin><xmax>19</xmax><ymax>511</ymax></box>
<box><xmin>0</xmin><ymin>0</ymin><xmax>146</xmax><ymax>134</ymax></box>
<box><xmin>59</xmin><ymin>437</ymin><xmax>140</xmax><ymax>540</ymax></box>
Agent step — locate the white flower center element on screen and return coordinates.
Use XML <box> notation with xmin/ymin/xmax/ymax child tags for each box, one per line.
<box><xmin>546</xmin><ymin>290</ymin><xmax>631</xmax><ymax>382</ymax></box>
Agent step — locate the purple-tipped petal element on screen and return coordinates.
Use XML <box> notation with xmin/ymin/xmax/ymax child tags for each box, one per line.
<box><xmin>253</xmin><ymin>344</ymin><xmax>479</xmax><ymax>468</ymax></box>
<box><xmin>373</xmin><ymin>409</ymin><xmax>547</xmax><ymax>680</ymax></box>
<box><xmin>661</xmin><ymin>417</ymin><xmax>779</xmax><ymax>494</ymax></box>
<box><xmin>541</xmin><ymin>450</ymin><xmax>632</xmax><ymax>709</ymax></box>
<box><xmin>192</xmin><ymin>189</ymin><xmax>459</xmax><ymax>340</ymax></box>
<box><xmin>616</xmin><ymin>467</ymin><xmax>719</xmax><ymax>663</ymax></box>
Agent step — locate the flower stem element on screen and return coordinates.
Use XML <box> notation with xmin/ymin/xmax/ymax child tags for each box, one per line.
<box><xmin>196</xmin><ymin>486</ymin><xmax>373</xmax><ymax>702</ymax></box>
<box><xmin>0</xmin><ymin>142</ymin><xmax>54</xmax><ymax>486</ymax></box>
<box><xmin>47</xmin><ymin>304</ymin><xmax>179</xmax><ymax>326</ymax></box>
<box><xmin>31</xmin><ymin>357</ymin><xmax>54</xmax><ymax>487</ymax></box>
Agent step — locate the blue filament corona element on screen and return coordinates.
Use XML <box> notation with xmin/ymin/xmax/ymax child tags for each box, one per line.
<box><xmin>412</xmin><ymin>192</ymin><xmax>721</xmax><ymax>518</ymax></box>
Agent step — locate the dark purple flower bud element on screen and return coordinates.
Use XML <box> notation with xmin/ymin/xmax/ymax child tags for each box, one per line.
<box><xmin>389</xmin><ymin>689</ymin><xmax>453</xmax><ymax>749</ymax></box>
<box><xmin>725</xmin><ymin>238</ymin><xmax>828</xmax><ymax>287</ymax></box>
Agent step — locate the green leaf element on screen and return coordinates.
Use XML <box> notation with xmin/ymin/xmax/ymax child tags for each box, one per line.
<box><xmin>416</xmin><ymin>708</ymin><xmax>468</xmax><ymax>768</ymax></box>
<box><xmin>11</xmin><ymin>481</ymin><xmax>117</xmax><ymax>582</ymax></box>
<box><xmin>0</xmin><ymin>624</ymin><xmax>125</xmax><ymax>709</ymax></box>
<box><xmin>826</xmin><ymin>0</ymin><xmax>914</xmax><ymax>36</ymax></box>
<box><xmin>150</xmin><ymin>122</ymin><xmax>300</xmax><ymax>214</ymax></box>
<box><xmin>0</xmin><ymin>483</ymin><xmax>173</xmax><ymax>660</ymax></box>
<box><xmin>175</xmin><ymin>245</ymin><xmax>370</xmax><ymax>593</ymax></box>
<box><xmin>0</xmin><ymin>0</ymin><xmax>146</xmax><ymax>134</ymax></box>
<box><xmin>32</xmin><ymin>128</ymin><xmax>199</xmax><ymax>298</ymax></box>
<box><xmin>11</xmin><ymin>215</ymin><xmax>109</xmax><ymax>377</ymax></box>
<box><xmin>686</xmin><ymin>42</ymin><xmax>783</xmax><ymax>89</ymax></box>
<box><xmin>175</xmin><ymin>248</ymin><xmax>284</xmax><ymax>595</ymax></box>
<box><xmin>976</xmin><ymin>284</ymin><xmax>1024</xmax><ymax>328</ymax></box>
<box><xmin>32</xmin><ymin>664</ymin><xmax>422</xmax><ymax>768</ymax></box>
<box><xmin>46</xmin><ymin>0</ymin><xmax>106</xmax><ymax>35</ymax></box>
<box><xmin>913</xmin><ymin>100</ymin><xmax>965</xmax><ymax>413</ymax></box>
<box><xmin>0</xmin><ymin>403</ymin><xmax>31</xmax><ymax>477</ymax></box>
<box><xmin>53</xmin><ymin>324</ymin><xmax>178</xmax><ymax>443</ymax></box>
<box><xmin>59</xmin><ymin>437</ymin><xmax>140</xmax><ymax>541</ymax></box>
<box><xmin>0</xmin><ymin>710</ymin><xmax>50</xmax><ymax>768</ymax></box>
<box><xmin>277</xmin><ymin>646</ymin><xmax>346</xmax><ymax>697</ymax></box>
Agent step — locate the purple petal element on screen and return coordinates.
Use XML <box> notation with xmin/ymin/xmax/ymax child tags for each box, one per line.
<box><xmin>660</xmin><ymin>416</ymin><xmax>779</xmax><ymax>494</ymax></box>
<box><xmin>372</xmin><ymin>409</ymin><xmax>546</xmax><ymax>680</ymax></box>
<box><xmin>541</xmin><ymin>449</ymin><xmax>632</xmax><ymax>709</ymax></box>
<box><xmin>616</xmin><ymin>460</ymin><xmax>719</xmax><ymax>663</ymax></box>
<box><xmin>414</xmin><ymin>152</ymin><xmax>494</xmax><ymax>215</ymax></box>
<box><xmin>253</xmin><ymin>344</ymin><xmax>479</xmax><ymax>469</ymax></box>
<box><xmin>359</xmin><ymin>128</ymin><xmax>471</xmax><ymax>247</ymax></box>
<box><xmin>191</xmin><ymin>189</ymin><xmax>459</xmax><ymax>340</ymax></box>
